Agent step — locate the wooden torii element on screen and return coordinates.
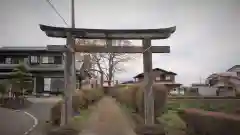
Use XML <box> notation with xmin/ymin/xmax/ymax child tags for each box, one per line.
<box><xmin>40</xmin><ymin>24</ymin><xmax>176</xmax><ymax>125</ymax></box>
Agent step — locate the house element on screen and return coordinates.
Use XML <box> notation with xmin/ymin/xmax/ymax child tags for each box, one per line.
<box><xmin>190</xmin><ymin>83</ymin><xmax>218</xmax><ymax>96</ymax></box>
<box><xmin>227</xmin><ymin>65</ymin><xmax>240</xmax><ymax>76</ymax></box>
<box><xmin>133</xmin><ymin>68</ymin><xmax>181</xmax><ymax>89</ymax></box>
<box><xmin>205</xmin><ymin>65</ymin><xmax>240</xmax><ymax>96</ymax></box>
<box><xmin>0</xmin><ymin>46</ymin><xmax>89</xmax><ymax>94</ymax></box>
<box><xmin>134</xmin><ymin>68</ymin><xmax>177</xmax><ymax>83</ymax></box>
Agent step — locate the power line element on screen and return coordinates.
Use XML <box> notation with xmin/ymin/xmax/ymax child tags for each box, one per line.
<box><xmin>45</xmin><ymin>0</ymin><xmax>69</xmax><ymax>26</ymax></box>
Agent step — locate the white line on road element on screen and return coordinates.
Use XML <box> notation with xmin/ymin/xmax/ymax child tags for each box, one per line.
<box><xmin>13</xmin><ymin>110</ymin><xmax>39</xmax><ymax>135</ymax></box>
<box><xmin>23</xmin><ymin>111</ymin><xmax>38</xmax><ymax>135</ymax></box>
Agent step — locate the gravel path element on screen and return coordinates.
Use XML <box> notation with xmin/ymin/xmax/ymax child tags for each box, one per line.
<box><xmin>80</xmin><ymin>97</ymin><xmax>136</xmax><ymax>135</ymax></box>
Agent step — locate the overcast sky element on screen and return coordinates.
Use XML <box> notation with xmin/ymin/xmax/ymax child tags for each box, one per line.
<box><xmin>1</xmin><ymin>0</ymin><xmax>240</xmax><ymax>85</ymax></box>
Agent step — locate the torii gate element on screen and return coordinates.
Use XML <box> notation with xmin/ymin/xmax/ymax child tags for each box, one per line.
<box><xmin>39</xmin><ymin>24</ymin><xmax>176</xmax><ymax>125</ymax></box>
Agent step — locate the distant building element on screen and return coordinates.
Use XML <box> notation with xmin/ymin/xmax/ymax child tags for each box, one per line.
<box><xmin>0</xmin><ymin>46</ymin><xmax>89</xmax><ymax>94</ymax></box>
<box><xmin>133</xmin><ymin>68</ymin><xmax>177</xmax><ymax>83</ymax></box>
<box><xmin>189</xmin><ymin>83</ymin><xmax>218</xmax><ymax>96</ymax></box>
<box><xmin>227</xmin><ymin>65</ymin><xmax>240</xmax><ymax>76</ymax></box>
<box><xmin>133</xmin><ymin>68</ymin><xmax>181</xmax><ymax>90</ymax></box>
<box><xmin>204</xmin><ymin>65</ymin><xmax>240</xmax><ymax>96</ymax></box>
<box><xmin>121</xmin><ymin>80</ymin><xmax>135</xmax><ymax>84</ymax></box>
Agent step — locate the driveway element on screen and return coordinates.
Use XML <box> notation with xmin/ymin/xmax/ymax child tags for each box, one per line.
<box><xmin>25</xmin><ymin>96</ymin><xmax>61</xmax><ymax>135</ymax></box>
<box><xmin>0</xmin><ymin>107</ymin><xmax>34</xmax><ymax>135</ymax></box>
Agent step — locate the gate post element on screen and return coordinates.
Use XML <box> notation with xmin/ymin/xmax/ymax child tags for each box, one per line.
<box><xmin>142</xmin><ymin>39</ymin><xmax>154</xmax><ymax>124</ymax></box>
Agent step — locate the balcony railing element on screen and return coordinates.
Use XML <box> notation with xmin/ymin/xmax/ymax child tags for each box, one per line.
<box><xmin>0</xmin><ymin>61</ymin><xmax>64</xmax><ymax>71</ymax></box>
<box><xmin>155</xmin><ymin>79</ymin><xmax>175</xmax><ymax>83</ymax></box>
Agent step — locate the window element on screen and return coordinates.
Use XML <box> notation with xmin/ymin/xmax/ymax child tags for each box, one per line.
<box><xmin>41</xmin><ymin>56</ymin><xmax>55</xmax><ymax>64</ymax></box>
<box><xmin>0</xmin><ymin>57</ymin><xmax>5</xmax><ymax>64</ymax></box>
<box><xmin>30</xmin><ymin>56</ymin><xmax>39</xmax><ymax>64</ymax></box>
<box><xmin>48</xmin><ymin>56</ymin><xmax>54</xmax><ymax>64</ymax></box>
<box><xmin>5</xmin><ymin>57</ymin><xmax>11</xmax><ymax>64</ymax></box>
<box><xmin>41</xmin><ymin>56</ymin><xmax>48</xmax><ymax>64</ymax></box>
<box><xmin>11</xmin><ymin>57</ymin><xmax>23</xmax><ymax>64</ymax></box>
<box><xmin>190</xmin><ymin>88</ymin><xmax>199</xmax><ymax>93</ymax></box>
<box><xmin>44</xmin><ymin>78</ymin><xmax>51</xmax><ymax>91</ymax></box>
<box><xmin>237</xmin><ymin>72</ymin><xmax>240</xmax><ymax>77</ymax></box>
<box><xmin>54</xmin><ymin>56</ymin><xmax>62</xmax><ymax>64</ymax></box>
<box><xmin>156</xmin><ymin>77</ymin><xmax>161</xmax><ymax>81</ymax></box>
<box><xmin>166</xmin><ymin>76</ymin><xmax>171</xmax><ymax>80</ymax></box>
<box><xmin>160</xmin><ymin>74</ymin><xmax>166</xmax><ymax>80</ymax></box>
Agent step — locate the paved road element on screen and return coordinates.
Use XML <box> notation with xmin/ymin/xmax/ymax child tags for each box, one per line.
<box><xmin>0</xmin><ymin>107</ymin><xmax>34</xmax><ymax>135</ymax></box>
<box><xmin>25</xmin><ymin>96</ymin><xmax>61</xmax><ymax>135</ymax></box>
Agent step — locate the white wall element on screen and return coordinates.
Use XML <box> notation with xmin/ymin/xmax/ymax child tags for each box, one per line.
<box><xmin>44</xmin><ymin>78</ymin><xmax>51</xmax><ymax>91</ymax></box>
<box><xmin>192</xmin><ymin>86</ymin><xmax>217</xmax><ymax>96</ymax></box>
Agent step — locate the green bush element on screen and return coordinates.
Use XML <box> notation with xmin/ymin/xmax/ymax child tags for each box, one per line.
<box><xmin>158</xmin><ymin>110</ymin><xmax>186</xmax><ymax>131</ymax></box>
<box><xmin>178</xmin><ymin>108</ymin><xmax>240</xmax><ymax>135</ymax></box>
<box><xmin>50</xmin><ymin>100</ymin><xmax>63</xmax><ymax>126</ymax></box>
<box><xmin>109</xmin><ymin>84</ymin><xmax>171</xmax><ymax>121</ymax></box>
<box><xmin>50</xmin><ymin>88</ymin><xmax>104</xmax><ymax>126</ymax></box>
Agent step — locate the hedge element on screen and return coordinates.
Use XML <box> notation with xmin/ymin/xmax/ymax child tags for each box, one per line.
<box><xmin>178</xmin><ymin>108</ymin><xmax>240</xmax><ymax>135</ymax></box>
<box><xmin>107</xmin><ymin>84</ymin><xmax>171</xmax><ymax>120</ymax></box>
<box><xmin>169</xmin><ymin>96</ymin><xmax>240</xmax><ymax>99</ymax></box>
<box><xmin>50</xmin><ymin>88</ymin><xmax>104</xmax><ymax>126</ymax></box>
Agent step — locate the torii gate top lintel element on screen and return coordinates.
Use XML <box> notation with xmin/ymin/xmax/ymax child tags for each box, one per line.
<box><xmin>39</xmin><ymin>24</ymin><xmax>176</xmax><ymax>39</ymax></box>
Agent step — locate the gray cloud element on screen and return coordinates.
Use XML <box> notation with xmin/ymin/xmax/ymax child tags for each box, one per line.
<box><xmin>0</xmin><ymin>0</ymin><xmax>240</xmax><ymax>85</ymax></box>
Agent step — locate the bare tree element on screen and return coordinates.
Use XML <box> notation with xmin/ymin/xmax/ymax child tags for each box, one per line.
<box><xmin>76</xmin><ymin>39</ymin><xmax>135</xmax><ymax>86</ymax></box>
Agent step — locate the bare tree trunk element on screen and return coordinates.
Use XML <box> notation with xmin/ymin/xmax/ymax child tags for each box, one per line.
<box><xmin>95</xmin><ymin>61</ymin><xmax>104</xmax><ymax>86</ymax></box>
<box><xmin>108</xmin><ymin>54</ymin><xmax>113</xmax><ymax>86</ymax></box>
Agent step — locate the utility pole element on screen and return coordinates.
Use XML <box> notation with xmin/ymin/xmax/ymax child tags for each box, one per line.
<box><xmin>62</xmin><ymin>0</ymin><xmax>76</xmax><ymax>125</ymax></box>
<box><xmin>71</xmin><ymin>0</ymin><xmax>75</xmax><ymax>28</ymax></box>
<box><xmin>71</xmin><ymin>0</ymin><xmax>76</xmax><ymax>93</ymax></box>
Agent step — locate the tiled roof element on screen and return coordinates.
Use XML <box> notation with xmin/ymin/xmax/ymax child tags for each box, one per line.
<box><xmin>227</xmin><ymin>65</ymin><xmax>240</xmax><ymax>72</ymax></box>
<box><xmin>133</xmin><ymin>68</ymin><xmax>177</xmax><ymax>78</ymax></box>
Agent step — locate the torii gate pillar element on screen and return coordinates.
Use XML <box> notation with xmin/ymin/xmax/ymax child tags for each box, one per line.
<box><xmin>142</xmin><ymin>39</ymin><xmax>154</xmax><ymax>124</ymax></box>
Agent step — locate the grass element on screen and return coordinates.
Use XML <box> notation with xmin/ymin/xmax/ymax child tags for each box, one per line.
<box><xmin>157</xmin><ymin>99</ymin><xmax>240</xmax><ymax>135</ymax></box>
<box><xmin>73</xmin><ymin>109</ymin><xmax>91</xmax><ymax>122</ymax></box>
<box><xmin>64</xmin><ymin>108</ymin><xmax>92</xmax><ymax>132</ymax></box>
<box><xmin>158</xmin><ymin>110</ymin><xmax>186</xmax><ymax>135</ymax></box>
<box><xmin>166</xmin><ymin>99</ymin><xmax>239</xmax><ymax>113</ymax></box>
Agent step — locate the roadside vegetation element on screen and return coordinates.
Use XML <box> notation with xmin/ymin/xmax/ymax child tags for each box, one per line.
<box><xmin>47</xmin><ymin>83</ymin><xmax>240</xmax><ymax>135</ymax></box>
<box><xmin>0</xmin><ymin>64</ymin><xmax>32</xmax><ymax>109</ymax></box>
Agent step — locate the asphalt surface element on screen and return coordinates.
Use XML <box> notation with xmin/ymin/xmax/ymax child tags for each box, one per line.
<box><xmin>25</xmin><ymin>97</ymin><xmax>61</xmax><ymax>135</ymax></box>
<box><xmin>0</xmin><ymin>107</ymin><xmax>34</xmax><ymax>135</ymax></box>
<box><xmin>0</xmin><ymin>96</ymin><xmax>61</xmax><ymax>135</ymax></box>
